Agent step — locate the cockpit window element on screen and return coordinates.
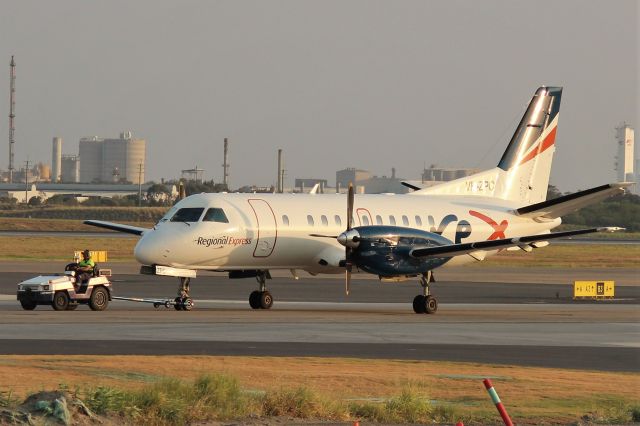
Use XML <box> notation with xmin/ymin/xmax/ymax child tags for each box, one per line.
<box><xmin>203</xmin><ymin>207</ymin><xmax>229</xmax><ymax>223</ymax></box>
<box><xmin>170</xmin><ymin>207</ymin><xmax>204</xmax><ymax>222</ymax></box>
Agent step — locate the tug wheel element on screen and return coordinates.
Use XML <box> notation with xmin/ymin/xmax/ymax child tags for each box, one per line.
<box><xmin>89</xmin><ymin>287</ymin><xmax>109</xmax><ymax>311</ymax></box>
<box><xmin>52</xmin><ymin>291</ymin><xmax>69</xmax><ymax>311</ymax></box>
<box><xmin>20</xmin><ymin>300</ymin><xmax>37</xmax><ymax>311</ymax></box>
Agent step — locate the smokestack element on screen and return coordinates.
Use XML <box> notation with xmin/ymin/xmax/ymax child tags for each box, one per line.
<box><xmin>8</xmin><ymin>56</ymin><xmax>16</xmax><ymax>183</ymax></box>
<box><xmin>52</xmin><ymin>137</ymin><xmax>62</xmax><ymax>182</ymax></box>
<box><xmin>277</xmin><ymin>149</ymin><xmax>284</xmax><ymax>193</ymax></box>
<box><xmin>222</xmin><ymin>137</ymin><xmax>229</xmax><ymax>189</ymax></box>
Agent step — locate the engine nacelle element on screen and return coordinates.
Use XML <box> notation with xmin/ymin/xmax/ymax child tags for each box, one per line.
<box><xmin>349</xmin><ymin>226</ymin><xmax>452</xmax><ymax>277</ymax></box>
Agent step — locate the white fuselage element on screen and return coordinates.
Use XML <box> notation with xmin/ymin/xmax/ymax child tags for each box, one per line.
<box><xmin>133</xmin><ymin>192</ymin><xmax>560</xmax><ymax>274</ymax></box>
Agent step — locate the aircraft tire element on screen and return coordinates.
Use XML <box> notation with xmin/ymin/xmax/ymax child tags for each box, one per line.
<box><xmin>260</xmin><ymin>291</ymin><xmax>273</xmax><ymax>310</ymax></box>
<box><xmin>425</xmin><ymin>296</ymin><xmax>438</xmax><ymax>314</ymax></box>
<box><xmin>182</xmin><ymin>297</ymin><xmax>194</xmax><ymax>311</ymax></box>
<box><xmin>52</xmin><ymin>291</ymin><xmax>69</xmax><ymax>311</ymax></box>
<box><xmin>174</xmin><ymin>297</ymin><xmax>184</xmax><ymax>311</ymax></box>
<box><xmin>249</xmin><ymin>291</ymin><xmax>261</xmax><ymax>309</ymax></box>
<box><xmin>412</xmin><ymin>295</ymin><xmax>426</xmax><ymax>314</ymax></box>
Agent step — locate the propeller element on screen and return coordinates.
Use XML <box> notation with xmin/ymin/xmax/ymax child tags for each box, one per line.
<box><xmin>308</xmin><ymin>183</ymin><xmax>358</xmax><ymax>295</ymax></box>
<box><xmin>344</xmin><ymin>183</ymin><xmax>354</xmax><ymax>295</ymax></box>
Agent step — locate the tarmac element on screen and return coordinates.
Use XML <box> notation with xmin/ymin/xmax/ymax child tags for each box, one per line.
<box><xmin>0</xmin><ymin>262</ymin><xmax>638</xmax><ymax>372</ymax></box>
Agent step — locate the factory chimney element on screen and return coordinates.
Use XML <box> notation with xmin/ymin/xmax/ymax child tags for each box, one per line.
<box><xmin>222</xmin><ymin>138</ymin><xmax>229</xmax><ymax>189</ymax></box>
<box><xmin>8</xmin><ymin>56</ymin><xmax>16</xmax><ymax>183</ymax></box>
<box><xmin>277</xmin><ymin>149</ymin><xmax>284</xmax><ymax>193</ymax></box>
<box><xmin>52</xmin><ymin>137</ymin><xmax>62</xmax><ymax>182</ymax></box>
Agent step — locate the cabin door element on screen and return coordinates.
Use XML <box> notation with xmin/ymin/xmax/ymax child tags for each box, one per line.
<box><xmin>248</xmin><ymin>199</ymin><xmax>278</xmax><ymax>257</ymax></box>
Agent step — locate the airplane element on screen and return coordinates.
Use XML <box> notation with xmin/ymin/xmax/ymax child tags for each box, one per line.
<box><xmin>85</xmin><ymin>86</ymin><xmax>629</xmax><ymax>314</ymax></box>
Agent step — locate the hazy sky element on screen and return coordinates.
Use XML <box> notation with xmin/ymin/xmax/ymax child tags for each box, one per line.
<box><xmin>1</xmin><ymin>0</ymin><xmax>637</xmax><ymax>191</ymax></box>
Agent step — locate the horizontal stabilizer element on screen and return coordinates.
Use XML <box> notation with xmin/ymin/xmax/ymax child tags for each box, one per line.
<box><xmin>410</xmin><ymin>227</ymin><xmax>623</xmax><ymax>259</ymax></box>
<box><xmin>83</xmin><ymin>220</ymin><xmax>149</xmax><ymax>236</ymax></box>
<box><xmin>401</xmin><ymin>181</ymin><xmax>423</xmax><ymax>191</ymax></box>
<box><xmin>516</xmin><ymin>183</ymin><xmax>632</xmax><ymax>220</ymax></box>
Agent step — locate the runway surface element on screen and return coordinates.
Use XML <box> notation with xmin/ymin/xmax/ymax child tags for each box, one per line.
<box><xmin>1</xmin><ymin>271</ymin><xmax>638</xmax><ymax>372</ymax></box>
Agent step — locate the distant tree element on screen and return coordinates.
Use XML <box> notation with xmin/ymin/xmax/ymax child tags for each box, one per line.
<box><xmin>46</xmin><ymin>194</ymin><xmax>78</xmax><ymax>206</ymax></box>
<box><xmin>27</xmin><ymin>196</ymin><xmax>42</xmax><ymax>206</ymax></box>
<box><xmin>547</xmin><ymin>184</ymin><xmax>562</xmax><ymax>200</ymax></box>
<box><xmin>563</xmin><ymin>192</ymin><xmax>640</xmax><ymax>232</ymax></box>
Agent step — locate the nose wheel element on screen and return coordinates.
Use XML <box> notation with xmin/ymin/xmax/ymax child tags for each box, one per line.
<box><xmin>413</xmin><ymin>271</ymin><xmax>437</xmax><ymax>314</ymax></box>
<box><xmin>174</xmin><ymin>277</ymin><xmax>194</xmax><ymax>311</ymax></box>
<box><xmin>249</xmin><ymin>271</ymin><xmax>273</xmax><ymax>309</ymax></box>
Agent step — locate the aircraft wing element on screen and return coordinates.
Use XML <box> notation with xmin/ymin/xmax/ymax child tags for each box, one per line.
<box><xmin>83</xmin><ymin>220</ymin><xmax>149</xmax><ymax>236</ymax></box>
<box><xmin>516</xmin><ymin>183</ymin><xmax>632</xmax><ymax>220</ymax></box>
<box><xmin>410</xmin><ymin>227</ymin><xmax>623</xmax><ymax>259</ymax></box>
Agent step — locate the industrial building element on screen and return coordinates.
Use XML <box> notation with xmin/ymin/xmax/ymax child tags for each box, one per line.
<box><xmin>421</xmin><ymin>165</ymin><xmax>480</xmax><ymax>182</ymax></box>
<box><xmin>335</xmin><ymin>168</ymin><xmax>372</xmax><ymax>191</ymax></box>
<box><xmin>615</xmin><ymin>123</ymin><xmax>636</xmax><ymax>194</ymax></box>
<box><xmin>79</xmin><ymin>131</ymin><xmax>146</xmax><ymax>184</ymax></box>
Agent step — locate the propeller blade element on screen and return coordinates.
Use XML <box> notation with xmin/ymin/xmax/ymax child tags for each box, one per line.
<box><xmin>345</xmin><ymin>262</ymin><xmax>352</xmax><ymax>295</ymax></box>
<box><xmin>309</xmin><ymin>234</ymin><xmax>338</xmax><ymax>238</ymax></box>
<box><xmin>347</xmin><ymin>183</ymin><xmax>354</xmax><ymax>231</ymax></box>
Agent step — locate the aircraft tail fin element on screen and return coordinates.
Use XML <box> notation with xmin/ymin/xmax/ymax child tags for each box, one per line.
<box><xmin>412</xmin><ymin>86</ymin><xmax>563</xmax><ymax>205</ymax></box>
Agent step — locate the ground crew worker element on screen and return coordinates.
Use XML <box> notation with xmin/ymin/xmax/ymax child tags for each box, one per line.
<box><xmin>76</xmin><ymin>249</ymin><xmax>95</xmax><ymax>285</ymax></box>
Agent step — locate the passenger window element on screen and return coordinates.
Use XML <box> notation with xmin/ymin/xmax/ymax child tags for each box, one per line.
<box><xmin>389</xmin><ymin>215</ymin><xmax>396</xmax><ymax>226</ymax></box>
<box><xmin>170</xmin><ymin>207</ymin><xmax>204</xmax><ymax>222</ymax></box>
<box><xmin>321</xmin><ymin>215</ymin><xmax>328</xmax><ymax>226</ymax></box>
<box><xmin>307</xmin><ymin>215</ymin><xmax>315</xmax><ymax>226</ymax></box>
<box><xmin>334</xmin><ymin>215</ymin><xmax>342</xmax><ymax>226</ymax></box>
<box><xmin>362</xmin><ymin>215</ymin><xmax>370</xmax><ymax>225</ymax></box>
<box><xmin>375</xmin><ymin>215</ymin><xmax>383</xmax><ymax>225</ymax></box>
<box><xmin>203</xmin><ymin>207</ymin><xmax>229</xmax><ymax>223</ymax></box>
<box><xmin>402</xmin><ymin>215</ymin><xmax>409</xmax><ymax>226</ymax></box>
<box><xmin>282</xmin><ymin>215</ymin><xmax>290</xmax><ymax>226</ymax></box>
<box><xmin>415</xmin><ymin>215</ymin><xmax>422</xmax><ymax>226</ymax></box>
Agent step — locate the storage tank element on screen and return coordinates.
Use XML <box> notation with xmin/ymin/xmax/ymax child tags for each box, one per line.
<box><xmin>52</xmin><ymin>137</ymin><xmax>62</xmax><ymax>182</ymax></box>
<box><xmin>38</xmin><ymin>163</ymin><xmax>51</xmax><ymax>181</ymax></box>
<box><xmin>61</xmin><ymin>155</ymin><xmax>80</xmax><ymax>183</ymax></box>
<box><xmin>79</xmin><ymin>137</ymin><xmax>103</xmax><ymax>183</ymax></box>
<box><xmin>125</xmin><ymin>136</ymin><xmax>146</xmax><ymax>183</ymax></box>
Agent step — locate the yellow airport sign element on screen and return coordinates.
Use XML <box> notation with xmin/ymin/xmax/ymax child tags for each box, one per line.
<box><xmin>573</xmin><ymin>281</ymin><xmax>614</xmax><ymax>299</ymax></box>
<box><xmin>74</xmin><ymin>250</ymin><xmax>108</xmax><ymax>263</ymax></box>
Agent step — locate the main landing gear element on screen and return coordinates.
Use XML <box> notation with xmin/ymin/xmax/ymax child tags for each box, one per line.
<box><xmin>413</xmin><ymin>271</ymin><xmax>437</xmax><ymax>314</ymax></box>
<box><xmin>174</xmin><ymin>277</ymin><xmax>194</xmax><ymax>311</ymax></box>
<box><xmin>249</xmin><ymin>271</ymin><xmax>273</xmax><ymax>310</ymax></box>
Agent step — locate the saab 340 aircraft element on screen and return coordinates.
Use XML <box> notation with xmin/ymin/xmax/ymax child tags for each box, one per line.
<box><xmin>86</xmin><ymin>86</ymin><xmax>629</xmax><ymax>314</ymax></box>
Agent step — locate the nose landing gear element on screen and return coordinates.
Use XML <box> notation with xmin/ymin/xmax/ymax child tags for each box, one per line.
<box><xmin>249</xmin><ymin>271</ymin><xmax>273</xmax><ymax>309</ymax></box>
<box><xmin>174</xmin><ymin>277</ymin><xmax>194</xmax><ymax>311</ymax></box>
<box><xmin>412</xmin><ymin>271</ymin><xmax>437</xmax><ymax>314</ymax></box>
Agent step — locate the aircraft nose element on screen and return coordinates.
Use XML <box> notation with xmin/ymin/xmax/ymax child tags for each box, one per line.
<box><xmin>134</xmin><ymin>232</ymin><xmax>167</xmax><ymax>265</ymax></box>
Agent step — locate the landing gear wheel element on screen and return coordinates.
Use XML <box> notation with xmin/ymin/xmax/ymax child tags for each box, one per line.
<box><xmin>425</xmin><ymin>296</ymin><xmax>438</xmax><ymax>314</ymax></box>
<box><xmin>89</xmin><ymin>287</ymin><xmax>109</xmax><ymax>311</ymax></box>
<box><xmin>412</xmin><ymin>295</ymin><xmax>426</xmax><ymax>314</ymax></box>
<box><xmin>20</xmin><ymin>300</ymin><xmax>37</xmax><ymax>311</ymax></box>
<box><xmin>181</xmin><ymin>297</ymin><xmax>194</xmax><ymax>311</ymax></box>
<box><xmin>249</xmin><ymin>291</ymin><xmax>261</xmax><ymax>309</ymax></box>
<box><xmin>260</xmin><ymin>291</ymin><xmax>273</xmax><ymax>310</ymax></box>
<box><xmin>174</xmin><ymin>297</ymin><xmax>184</xmax><ymax>311</ymax></box>
<box><xmin>52</xmin><ymin>291</ymin><xmax>69</xmax><ymax>311</ymax></box>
